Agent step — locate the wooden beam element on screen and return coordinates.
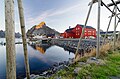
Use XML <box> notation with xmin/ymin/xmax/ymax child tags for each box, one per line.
<box><xmin>17</xmin><ymin>0</ymin><xmax>30</xmax><ymax>79</ymax></box>
<box><xmin>107</xmin><ymin>0</ymin><xmax>120</xmax><ymax>7</ymax></box>
<box><xmin>96</xmin><ymin>0</ymin><xmax>101</xmax><ymax>58</ymax></box>
<box><xmin>75</xmin><ymin>0</ymin><xmax>93</xmax><ymax>59</ymax></box>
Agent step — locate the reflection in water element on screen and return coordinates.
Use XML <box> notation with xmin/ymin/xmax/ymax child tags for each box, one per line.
<box><xmin>0</xmin><ymin>40</ymin><xmax>75</xmax><ymax>79</ymax></box>
<box><xmin>29</xmin><ymin>44</ymin><xmax>76</xmax><ymax>55</ymax></box>
<box><xmin>29</xmin><ymin>44</ymin><xmax>51</xmax><ymax>54</ymax></box>
<box><xmin>29</xmin><ymin>44</ymin><xmax>84</xmax><ymax>57</ymax></box>
<box><xmin>36</xmin><ymin>46</ymin><xmax>45</xmax><ymax>54</ymax></box>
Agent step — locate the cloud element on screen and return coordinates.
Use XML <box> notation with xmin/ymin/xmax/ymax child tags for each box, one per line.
<box><xmin>25</xmin><ymin>1</ymin><xmax>85</xmax><ymax>30</ymax></box>
<box><xmin>49</xmin><ymin>3</ymin><xmax>83</xmax><ymax>17</ymax></box>
<box><xmin>25</xmin><ymin>9</ymin><xmax>54</xmax><ymax>29</ymax></box>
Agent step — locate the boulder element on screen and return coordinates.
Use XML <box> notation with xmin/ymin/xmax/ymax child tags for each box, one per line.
<box><xmin>74</xmin><ymin>67</ymin><xmax>81</xmax><ymax>74</ymax></box>
<box><xmin>87</xmin><ymin>57</ymin><xmax>105</xmax><ymax>65</ymax></box>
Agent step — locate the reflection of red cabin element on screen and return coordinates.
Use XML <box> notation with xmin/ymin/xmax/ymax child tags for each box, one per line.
<box><xmin>61</xmin><ymin>24</ymin><xmax>96</xmax><ymax>38</ymax></box>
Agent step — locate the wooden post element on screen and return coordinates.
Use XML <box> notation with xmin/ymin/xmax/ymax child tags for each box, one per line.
<box><xmin>96</xmin><ymin>0</ymin><xmax>101</xmax><ymax>58</ymax></box>
<box><xmin>74</xmin><ymin>0</ymin><xmax>93</xmax><ymax>59</ymax></box>
<box><xmin>109</xmin><ymin>20</ymin><xmax>119</xmax><ymax>44</ymax></box>
<box><xmin>113</xmin><ymin>6</ymin><xmax>117</xmax><ymax>51</ymax></box>
<box><xmin>118</xmin><ymin>31</ymin><xmax>120</xmax><ymax>41</ymax></box>
<box><xmin>117</xmin><ymin>20</ymin><xmax>120</xmax><ymax>41</ymax></box>
<box><xmin>5</xmin><ymin>0</ymin><xmax>16</xmax><ymax>79</ymax></box>
<box><xmin>103</xmin><ymin>6</ymin><xmax>115</xmax><ymax>44</ymax></box>
<box><xmin>17</xmin><ymin>0</ymin><xmax>30</xmax><ymax>79</ymax></box>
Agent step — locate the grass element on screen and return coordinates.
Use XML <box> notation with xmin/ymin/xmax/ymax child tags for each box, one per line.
<box><xmin>38</xmin><ymin>42</ymin><xmax>120</xmax><ymax>79</ymax></box>
<box><xmin>88</xmin><ymin>43</ymin><xmax>112</xmax><ymax>57</ymax></box>
<box><xmin>49</xmin><ymin>50</ymin><xmax>120</xmax><ymax>79</ymax></box>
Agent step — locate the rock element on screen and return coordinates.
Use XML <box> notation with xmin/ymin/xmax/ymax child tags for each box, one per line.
<box><xmin>24</xmin><ymin>74</ymin><xmax>43</xmax><ymax>79</ymax></box>
<box><xmin>59</xmin><ymin>62</ymin><xmax>64</xmax><ymax>65</ymax></box>
<box><xmin>53</xmin><ymin>62</ymin><xmax>59</xmax><ymax>67</ymax></box>
<box><xmin>78</xmin><ymin>62</ymin><xmax>86</xmax><ymax>66</ymax></box>
<box><xmin>42</xmin><ymin>71</ymin><xmax>48</xmax><ymax>75</ymax></box>
<box><xmin>85</xmin><ymin>75</ymin><xmax>92</xmax><ymax>79</ymax></box>
<box><xmin>87</xmin><ymin>57</ymin><xmax>105</xmax><ymax>65</ymax></box>
<box><xmin>55</xmin><ymin>76</ymin><xmax>61</xmax><ymax>79</ymax></box>
<box><xmin>68</xmin><ymin>58</ymin><xmax>74</xmax><ymax>65</ymax></box>
<box><xmin>63</xmin><ymin>61</ymin><xmax>69</xmax><ymax>66</ymax></box>
<box><xmin>35</xmin><ymin>76</ymin><xmax>47</xmax><ymax>79</ymax></box>
<box><xmin>109</xmin><ymin>76</ymin><xmax>120</xmax><ymax>79</ymax></box>
<box><xmin>74</xmin><ymin>67</ymin><xmax>81</xmax><ymax>74</ymax></box>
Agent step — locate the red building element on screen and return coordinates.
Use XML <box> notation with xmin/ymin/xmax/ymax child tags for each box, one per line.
<box><xmin>61</xmin><ymin>24</ymin><xmax>96</xmax><ymax>38</ymax></box>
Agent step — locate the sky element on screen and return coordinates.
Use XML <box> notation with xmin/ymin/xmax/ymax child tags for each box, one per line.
<box><xmin>0</xmin><ymin>0</ymin><xmax>120</xmax><ymax>33</ymax></box>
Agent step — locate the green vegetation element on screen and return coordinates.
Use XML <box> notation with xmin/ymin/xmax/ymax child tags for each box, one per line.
<box><xmin>49</xmin><ymin>50</ymin><xmax>120</xmax><ymax>79</ymax></box>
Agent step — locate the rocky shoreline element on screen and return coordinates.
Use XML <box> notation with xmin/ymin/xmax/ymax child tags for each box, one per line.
<box><xmin>24</xmin><ymin>58</ymin><xmax>74</xmax><ymax>79</ymax></box>
<box><xmin>24</xmin><ymin>56</ymin><xmax>106</xmax><ymax>79</ymax></box>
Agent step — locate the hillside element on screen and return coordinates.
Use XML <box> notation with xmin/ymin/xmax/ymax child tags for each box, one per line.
<box><xmin>26</xmin><ymin>22</ymin><xmax>60</xmax><ymax>37</ymax></box>
<box><xmin>0</xmin><ymin>30</ymin><xmax>21</xmax><ymax>38</ymax></box>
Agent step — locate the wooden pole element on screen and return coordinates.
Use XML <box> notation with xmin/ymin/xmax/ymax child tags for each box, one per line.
<box><xmin>103</xmin><ymin>6</ymin><xmax>115</xmax><ymax>44</ymax></box>
<box><xmin>96</xmin><ymin>0</ymin><xmax>101</xmax><ymax>58</ymax></box>
<box><xmin>118</xmin><ymin>31</ymin><xmax>120</xmax><ymax>41</ymax></box>
<box><xmin>117</xmin><ymin>20</ymin><xmax>120</xmax><ymax>41</ymax></box>
<box><xmin>113</xmin><ymin>6</ymin><xmax>117</xmax><ymax>51</ymax></box>
<box><xmin>17</xmin><ymin>0</ymin><xmax>30</xmax><ymax>78</ymax></box>
<box><xmin>109</xmin><ymin>20</ymin><xmax>119</xmax><ymax>44</ymax></box>
<box><xmin>5</xmin><ymin>0</ymin><xmax>16</xmax><ymax>79</ymax></box>
<box><xmin>74</xmin><ymin>0</ymin><xmax>93</xmax><ymax>59</ymax></box>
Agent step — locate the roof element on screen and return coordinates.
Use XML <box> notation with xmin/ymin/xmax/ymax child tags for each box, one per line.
<box><xmin>65</xmin><ymin>28</ymin><xmax>74</xmax><ymax>33</ymax></box>
<box><xmin>77</xmin><ymin>24</ymin><xmax>96</xmax><ymax>29</ymax></box>
<box><xmin>100</xmin><ymin>31</ymin><xmax>119</xmax><ymax>34</ymax></box>
<box><xmin>64</xmin><ymin>24</ymin><xmax>95</xmax><ymax>33</ymax></box>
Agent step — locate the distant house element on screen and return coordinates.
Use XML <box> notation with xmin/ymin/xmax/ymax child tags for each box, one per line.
<box><xmin>46</xmin><ymin>34</ymin><xmax>55</xmax><ymax>38</ymax></box>
<box><xmin>61</xmin><ymin>24</ymin><xmax>96</xmax><ymax>38</ymax></box>
<box><xmin>100</xmin><ymin>31</ymin><xmax>119</xmax><ymax>35</ymax></box>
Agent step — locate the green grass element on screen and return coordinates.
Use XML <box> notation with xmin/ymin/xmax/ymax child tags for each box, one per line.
<box><xmin>49</xmin><ymin>50</ymin><xmax>120</xmax><ymax>79</ymax></box>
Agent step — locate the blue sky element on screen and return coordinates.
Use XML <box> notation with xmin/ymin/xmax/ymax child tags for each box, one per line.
<box><xmin>0</xmin><ymin>0</ymin><xmax>120</xmax><ymax>33</ymax></box>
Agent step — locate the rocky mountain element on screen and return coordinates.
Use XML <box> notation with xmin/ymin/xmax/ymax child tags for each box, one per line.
<box><xmin>26</xmin><ymin>22</ymin><xmax>60</xmax><ymax>37</ymax></box>
<box><xmin>0</xmin><ymin>30</ymin><xmax>21</xmax><ymax>38</ymax></box>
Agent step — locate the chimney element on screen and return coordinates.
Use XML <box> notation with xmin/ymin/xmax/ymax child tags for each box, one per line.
<box><xmin>69</xmin><ymin>26</ymin><xmax>71</xmax><ymax>29</ymax></box>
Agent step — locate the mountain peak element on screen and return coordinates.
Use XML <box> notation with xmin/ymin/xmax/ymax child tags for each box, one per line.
<box><xmin>35</xmin><ymin>21</ymin><xmax>46</xmax><ymax>29</ymax></box>
<box><xmin>26</xmin><ymin>22</ymin><xmax>60</xmax><ymax>38</ymax></box>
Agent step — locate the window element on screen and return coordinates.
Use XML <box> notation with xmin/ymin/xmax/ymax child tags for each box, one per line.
<box><xmin>88</xmin><ymin>31</ymin><xmax>91</xmax><ymax>32</ymax></box>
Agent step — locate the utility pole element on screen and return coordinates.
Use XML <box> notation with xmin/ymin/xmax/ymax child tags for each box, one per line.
<box><xmin>96</xmin><ymin>0</ymin><xmax>101</xmax><ymax>58</ymax></box>
<box><xmin>5</xmin><ymin>0</ymin><xmax>16</xmax><ymax>79</ymax></box>
<box><xmin>17</xmin><ymin>0</ymin><xmax>30</xmax><ymax>79</ymax></box>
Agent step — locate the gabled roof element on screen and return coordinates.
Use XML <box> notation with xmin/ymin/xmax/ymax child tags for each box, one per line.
<box><xmin>65</xmin><ymin>28</ymin><xmax>74</xmax><ymax>33</ymax></box>
<box><xmin>77</xmin><ymin>24</ymin><xmax>96</xmax><ymax>29</ymax></box>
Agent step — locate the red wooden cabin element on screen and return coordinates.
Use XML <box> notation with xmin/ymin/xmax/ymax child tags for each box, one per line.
<box><xmin>61</xmin><ymin>24</ymin><xmax>96</xmax><ymax>38</ymax></box>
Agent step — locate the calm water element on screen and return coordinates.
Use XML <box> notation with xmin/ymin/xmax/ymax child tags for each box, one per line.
<box><xmin>0</xmin><ymin>38</ymin><xmax>75</xmax><ymax>79</ymax></box>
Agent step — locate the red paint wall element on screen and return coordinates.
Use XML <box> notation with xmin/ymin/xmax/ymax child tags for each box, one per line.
<box><xmin>61</xmin><ymin>24</ymin><xmax>96</xmax><ymax>38</ymax></box>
